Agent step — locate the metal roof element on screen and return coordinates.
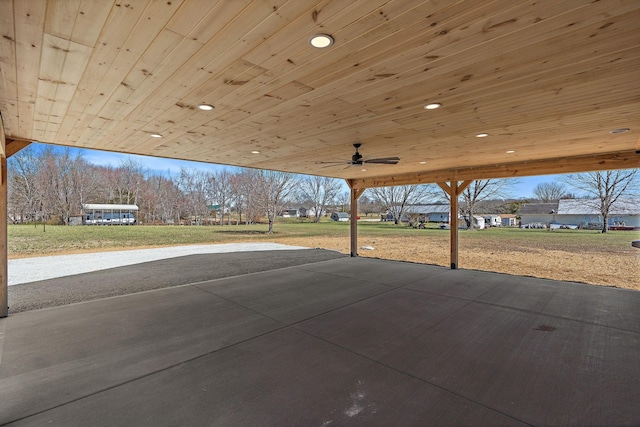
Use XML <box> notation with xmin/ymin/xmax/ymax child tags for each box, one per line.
<box><xmin>82</xmin><ymin>204</ymin><xmax>139</xmax><ymax>211</ymax></box>
<box><xmin>404</xmin><ymin>205</ymin><xmax>450</xmax><ymax>214</ymax></box>
<box><xmin>518</xmin><ymin>203</ymin><xmax>559</xmax><ymax>215</ymax></box>
<box><xmin>557</xmin><ymin>199</ymin><xmax>640</xmax><ymax>215</ymax></box>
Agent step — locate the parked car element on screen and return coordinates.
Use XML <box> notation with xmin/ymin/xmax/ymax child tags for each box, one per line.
<box><xmin>330</xmin><ymin>212</ymin><xmax>350</xmax><ymax>222</ymax></box>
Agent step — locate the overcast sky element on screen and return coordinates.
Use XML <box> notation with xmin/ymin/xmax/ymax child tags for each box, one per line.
<box><xmin>28</xmin><ymin>143</ymin><xmax>565</xmax><ymax>199</ymax></box>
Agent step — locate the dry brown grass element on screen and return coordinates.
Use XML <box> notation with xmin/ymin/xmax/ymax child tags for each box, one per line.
<box><xmin>275</xmin><ymin>234</ymin><xmax>640</xmax><ymax>290</ymax></box>
<box><xmin>9</xmin><ymin>223</ymin><xmax>639</xmax><ymax>290</ymax></box>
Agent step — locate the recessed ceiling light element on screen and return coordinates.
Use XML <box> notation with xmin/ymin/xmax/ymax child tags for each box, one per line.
<box><xmin>150</xmin><ymin>133</ymin><xmax>163</xmax><ymax>138</ymax></box>
<box><xmin>476</xmin><ymin>133</ymin><xmax>489</xmax><ymax>138</ymax></box>
<box><xmin>610</xmin><ymin>128</ymin><xmax>630</xmax><ymax>134</ymax></box>
<box><xmin>424</xmin><ymin>103</ymin><xmax>441</xmax><ymax>110</ymax></box>
<box><xmin>419</xmin><ymin>161</ymin><xmax>427</xmax><ymax>164</ymax></box>
<box><xmin>251</xmin><ymin>150</ymin><xmax>260</xmax><ymax>154</ymax></box>
<box><xmin>361</xmin><ymin>169</ymin><xmax>367</xmax><ymax>172</ymax></box>
<box><xmin>198</xmin><ymin>104</ymin><xmax>214</xmax><ymax>111</ymax></box>
<box><xmin>506</xmin><ymin>150</ymin><xmax>515</xmax><ymax>153</ymax></box>
<box><xmin>309</xmin><ymin>34</ymin><xmax>334</xmax><ymax>48</ymax></box>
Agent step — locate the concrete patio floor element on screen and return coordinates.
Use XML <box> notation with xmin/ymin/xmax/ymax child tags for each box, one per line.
<box><xmin>1</xmin><ymin>253</ymin><xmax>639</xmax><ymax>426</ymax></box>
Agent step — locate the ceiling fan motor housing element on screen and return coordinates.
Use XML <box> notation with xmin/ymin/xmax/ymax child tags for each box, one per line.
<box><xmin>352</xmin><ymin>143</ymin><xmax>363</xmax><ymax>163</ymax></box>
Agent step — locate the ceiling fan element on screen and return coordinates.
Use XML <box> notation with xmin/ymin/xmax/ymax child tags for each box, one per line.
<box><xmin>316</xmin><ymin>143</ymin><xmax>400</xmax><ymax>167</ymax></box>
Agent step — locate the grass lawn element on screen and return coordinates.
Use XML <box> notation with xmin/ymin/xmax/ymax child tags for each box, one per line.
<box><xmin>8</xmin><ymin>221</ymin><xmax>640</xmax><ymax>290</ymax></box>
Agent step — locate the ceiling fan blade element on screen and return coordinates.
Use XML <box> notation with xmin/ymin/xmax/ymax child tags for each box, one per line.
<box><xmin>319</xmin><ymin>162</ymin><xmax>350</xmax><ymax>169</ymax></box>
<box><xmin>364</xmin><ymin>157</ymin><xmax>400</xmax><ymax>164</ymax></box>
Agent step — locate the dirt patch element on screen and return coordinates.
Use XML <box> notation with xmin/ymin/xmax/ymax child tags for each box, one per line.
<box><xmin>274</xmin><ymin>235</ymin><xmax>640</xmax><ymax>290</ymax></box>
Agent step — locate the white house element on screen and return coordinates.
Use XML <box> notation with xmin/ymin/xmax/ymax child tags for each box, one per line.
<box><xmin>501</xmin><ymin>215</ymin><xmax>517</xmax><ymax>227</ymax></box>
<box><xmin>484</xmin><ymin>215</ymin><xmax>502</xmax><ymax>227</ymax></box>
<box><xmin>556</xmin><ymin>199</ymin><xmax>640</xmax><ymax>229</ymax></box>
<box><xmin>519</xmin><ymin>199</ymin><xmax>640</xmax><ymax>229</ymax></box>
<box><xmin>299</xmin><ymin>207</ymin><xmax>326</xmax><ymax>218</ymax></box>
<box><xmin>519</xmin><ymin>202</ymin><xmax>559</xmax><ymax>227</ymax></box>
<box><xmin>82</xmin><ymin>204</ymin><xmax>138</xmax><ymax>225</ymax></box>
<box><xmin>459</xmin><ymin>215</ymin><xmax>485</xmax><ymax>230</ymax></box>
<box><xmin>280</xmin><ymin>208</ymin><xmax>300</xmax><ymax>218</ymax></box>
<box><xmin>404</xmin><ymin>204</ymin><xmax>450</xmax><ymax>222</ymax></box>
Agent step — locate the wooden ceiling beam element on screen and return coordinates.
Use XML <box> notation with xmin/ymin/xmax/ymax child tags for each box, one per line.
<box><xmin>0</xmin><ymin>118</ymin><xmax>4</xmax><ymax>158</ymax></box>
<box><xmin>350</xmin><ymin>151</ymin><xmax>640</xmax><ymax>189</ymax></box>
<box><xmin>5</xmin><ymin>139</ymin><xmax>32</xmax><ymax>158</ymax></box>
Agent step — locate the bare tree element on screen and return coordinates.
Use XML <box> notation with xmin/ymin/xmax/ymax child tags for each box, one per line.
<box><xmin>114</xmin><ymin>158</ymin><xmax>146</xmax><ymax>205</ymax></box>
<box><xmin>177</xmin><ymin>168</ymin><xmax>213</xmax><ymax>225</ymax></box>
<box><xmin>358</xmin><ymin>194</ymin><xmax>382</xmax><ymax>217</ymax></box>
<box><xmin>336</xmin><ymin>191</ymin><xmax>350</xmax><ymax>213</ymax></box>
<box><xmin>7</xmin><ymin>145</ymin><xmax>41</xmax><ymax>223</ymax></box>
<box><xmin>36</xmin><ymin>147</ymin><xmax>92</xmax><ymax>225</ymax></box>
<box><xmin>252</xmin><ymin>169</ymin><xmax>296</xmax><ymax>233</ymax></box>
<box><xmin>138</xmin><ymin>172</ymin><xmax>180</xmax><ymax>224</ymax></box>
<box><xmin>233</xmin><ymin>168</ymin><xmax>263</xmax><ymax>225</ymax></box>
<box><xmin>533</xmin><ymin>181</ymin><xmax>567</xmax><ymax>202</ymax></box>
<box><xmin>298</xmin><ymin>175</ymin><xmax>342</xmax><ymax>223</ymax></box>
<box><xmin>439</xmin><ymin>179</ymin><xmax>512</xmax><ymax>229</ymax></box>
<box><xmin>211</xmin><ymin>169</ymin><xmax>234</xmax><ymax>225</ymax></box>
<box><xmin>367</xmin><ymin>185</ymin><xmax>435</xmax><ymax>224</ymax></box>
<box><xmin>564</xmin><ymin>169</ymin><xmax>639</xmax><ymax>233</ymax></box>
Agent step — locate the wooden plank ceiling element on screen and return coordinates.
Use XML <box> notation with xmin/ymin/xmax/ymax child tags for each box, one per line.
<box><xmin>0</xmin><ymin>0</ymin><xmax>638</xmax><ymax>187</ymax></box>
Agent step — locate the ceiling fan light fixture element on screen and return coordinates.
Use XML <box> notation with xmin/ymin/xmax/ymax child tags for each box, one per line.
<box><xmin>309</xmin><ymin>34</ymin><xmax>334</xmax><ymax>48</ymax></box>
<box><xmin>424</xmin><ymin>103</ymin><xmax>441</xmax><ymax>110</ymax></box>
<box><xmin>198</xmin><ymin>104</ymin><xmax>214</xmax><ymax>111</ymax></box>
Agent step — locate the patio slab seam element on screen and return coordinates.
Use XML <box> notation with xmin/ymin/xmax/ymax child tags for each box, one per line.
<box><xmin>292</xmin><ymin>324</ymin><xmax>533</xmax><ymax>427</ymax></box>
<box><xmin>0</xmin><ymin>318</ymin><xmax>6</xmax><ymax>366</ymax></box>
<box><xmin>193</xmin><ymin>278</ymin><xmax>399</xmax><ymax>327</ymax></box>
<box><xmin>398</xmin><ymin>281</ymin><xmax>640</xmax><ymax>334</ymax></box>
<box><xmin>2</xmin><ymin>320</ymin><xmax>294</xmax><ymax>426</ymax></box>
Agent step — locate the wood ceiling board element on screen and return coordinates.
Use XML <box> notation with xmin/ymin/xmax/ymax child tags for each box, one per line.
<box><xmin>94</xmin><ymin>29</ymin><xmax>187</xmax><ymax>124</ymax></box>
<box><xmin>1</xmin><ymin>0</ymin><xmax>639</xmax><ymax>183</ymax></box>
<box><xmin>238</xmin><ymin>0</ymin><xmax>351</xmax><ymax>68</ymax></box>
<box><xmin>37</xmin><ymin>34</ymin><xmax>93</xmax><ymax>141</ymax></box>
<box><xmin>0</xmin><ymin>2</ymin><xmax>18</xmax><ymax>138</ymax></box>
<box><xmin>164</xmin><ymin>0</ymin><xmax>223</xmax><ymax>38</ymax></box>
<box><xmin>109</xmin><ymin>1</ymin><xmax>302</xmax><ymax>123</ymax></box>
<box><xmin>151</xmin><ymin>2</ymin><xmax>330</xmax><ymax>117</ymax></box>
<box><xmin>119</xmin><ymin>26</ymin><xmax>277</xmax><ymax>128</ymax></box>
<box><xmin>298</xmin><ymin>0</ymin><xmax>515</xmax><ymax>95</ymax></box>
<box><xmin>62</xmin><ymin>2</ymin><xmax>149</xmax><ymax>120</ymax></box>
<box><xmin>211</xmin><ymin>0</ymin><xmax>442</xmax><ymax>113</ymax></box>
<box><xmin>359</xmin><ymin>32</ymin><xmax>639</xmax><ymax>119</ymax></box>
<box><xmin>11</xmin><ymin>1</ymin><xmax>46</xmax><ymax>139</ymax></box>
<box><xmin>81</xmin><ymin>1</ymin><xmax>183</xmax><ymax>118</ymax></box>
<box><xmin>334</xmin><ymin>5</ymin><xmax>637</xmax><ymax>109</ymax></box>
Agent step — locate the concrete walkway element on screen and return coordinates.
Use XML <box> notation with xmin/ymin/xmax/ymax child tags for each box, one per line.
<box><xmin>8</xmin><ymin>243</ymin><xmax>308</xmax><ymax>286</ymax></box>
